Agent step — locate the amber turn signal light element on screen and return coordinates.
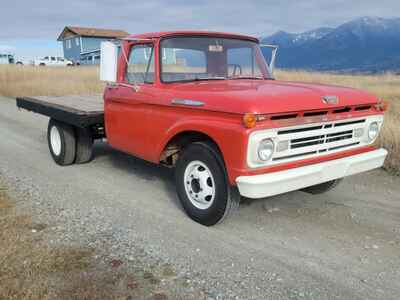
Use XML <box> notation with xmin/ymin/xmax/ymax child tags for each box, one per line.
<box><xmin>375</xmin><ymin>100</ymin><xmax>389</xmax><ymax>112</ymax></box>
<box><xmin>243</xmin><ymin>113</ymin><xmax>257</xmax><ymax>128</ymax></box>
<box><xmin>375</xmin><ymin>100</ymin><xmax>389</xmax><ymax>111</ymax></box>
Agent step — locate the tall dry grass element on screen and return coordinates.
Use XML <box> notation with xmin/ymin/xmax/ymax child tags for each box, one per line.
<box><xmin>0</xmin><ymin>65</ymin><xmax>104</xmax><ymax>97</ymax></box>
<box><xmin>0</xmin><ymin>65</ymin><xmax>398</xmax><ymax>173</ymax></box>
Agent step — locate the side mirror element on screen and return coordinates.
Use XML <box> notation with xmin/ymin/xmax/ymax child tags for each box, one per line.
<box><xmin>260</xmin><ymin>44</ymin><xmax>278</xmax><ymax>75</ymax></box>
<box><xmin>100</xmin><ymin>41</ymin><xmax>118</xmax><ymax>82</ymax></box>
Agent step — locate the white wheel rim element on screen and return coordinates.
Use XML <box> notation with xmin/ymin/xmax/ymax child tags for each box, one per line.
<box><xmin>50</xmin><ymin>126</ymin><xmax>62</xmax><ymax>156</ymax></box>
<box><xmin>184</xmin><ymin>160</ymin><xmax>216</xmax><ymax>210</ymax></box>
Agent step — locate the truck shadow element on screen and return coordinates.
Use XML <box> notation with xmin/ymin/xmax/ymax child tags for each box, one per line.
<box><xmin>91</xmin><ymin>141</ymin><xmax>330</xmax><ymax>219</ymax></box>
<box><xmin>91</xmin><ymin>141</ymin><xmax>352</xmax><ymax>222</ymax></box>
<box><xmin>92</xmin><ymin>141</ymin><xmax>182</xmax><ymax>210</ymax></box>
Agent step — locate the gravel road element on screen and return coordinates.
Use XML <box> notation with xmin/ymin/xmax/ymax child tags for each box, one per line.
<box><xmin>1</xmin><ymin>96</ymin><xmax>400</xmax><ymax>299</ymax></box>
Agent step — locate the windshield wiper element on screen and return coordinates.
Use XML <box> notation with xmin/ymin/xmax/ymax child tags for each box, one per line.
<box><xmin>176</xmin><ymin>76</ymin><xmax>226</xmax><ymax>83</ymax></box>
<box><xmin>194</xmin><ymin>76</ymin><xmax>226</xmax><ymax>81</ymax></box>
<box><xmin>228</xmin><ymin>76</ymin><xmax>264</xmax><ymax>80</ymax></box>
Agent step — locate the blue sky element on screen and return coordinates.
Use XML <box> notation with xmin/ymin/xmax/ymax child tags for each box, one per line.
<box><xmin>1</xmin><ymin>0</ymin><xmax>399</xmax><ymax>60</ymax></box>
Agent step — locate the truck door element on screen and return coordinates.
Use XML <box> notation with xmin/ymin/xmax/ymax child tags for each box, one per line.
<box><xmin>105</xmin><ymin>42</ymin><xmax>156</xmax><ymax>161</ymax></box>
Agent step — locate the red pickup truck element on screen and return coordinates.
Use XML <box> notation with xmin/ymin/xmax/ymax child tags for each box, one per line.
<box><xmin>17</xmin><ymin>31</ymin><xmax>388</xmax><ymax>226</ymax></box>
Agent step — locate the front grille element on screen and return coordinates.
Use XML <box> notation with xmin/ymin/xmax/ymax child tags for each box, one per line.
<box><xmin>289</xmin><ymin>129</ymin><xmax>354</xmax><ymax>149</ymax></box>
<box><xmin>272</xmin><ymin>118</ymin><xmax>366</xmax><ymax>163</ymax></box>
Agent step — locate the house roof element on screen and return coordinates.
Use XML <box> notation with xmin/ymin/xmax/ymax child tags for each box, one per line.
<box><xmin>57</xmin><ymin>26</ymin><xmax>129</xmax><ymax>41</ymax></box>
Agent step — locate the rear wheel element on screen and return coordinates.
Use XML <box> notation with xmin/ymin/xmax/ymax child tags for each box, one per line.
<box><xmin>175</xmin><ymin>142</ymin><xmax>239</xmax><ymax>226</ymax></box>
<box><xmin>75</xmin><ymin>127</ymin><xmax>93</xmax><ymax>164</ymax></box>
<box><xmin>47</xmin><ymin>119</ymin><xmax>76</xmax><ymax>166</ymax></box>
<box><xmin>302</xmin><ymin>179</ymin><xmax>342</xmax><ymax>195</ymax></box>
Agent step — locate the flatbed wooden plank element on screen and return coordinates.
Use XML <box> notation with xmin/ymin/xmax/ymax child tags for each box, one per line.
<box><xmin>16</xmin><ymin>95</ymin><xmax>104</xmax><ymax>128</ymax></box>
<box><xmin>29</xmin><ymin>94</ymin><xmax>104</xmax><ymax>113</ymax></box>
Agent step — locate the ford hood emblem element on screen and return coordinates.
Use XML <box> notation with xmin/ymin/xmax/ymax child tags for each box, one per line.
<box><xmin>322</xmin><ymin>95</ymin><xmax>339</xmax><ymax>105</ymax></box>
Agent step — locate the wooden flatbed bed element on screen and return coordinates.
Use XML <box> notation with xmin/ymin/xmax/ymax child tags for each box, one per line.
<box><xmin>16</xmin><ymin>95</ymin><xmax>104</xmax><ymax>128</ymax></box>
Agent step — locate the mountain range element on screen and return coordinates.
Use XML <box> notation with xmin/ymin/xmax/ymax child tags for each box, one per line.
<box><xmin>260</xmin><ymin>17</ymin><xmax>400</xmax><ymax>73</ymax></box>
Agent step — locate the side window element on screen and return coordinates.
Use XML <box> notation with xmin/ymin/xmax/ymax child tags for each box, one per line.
<box><xmin>75</xmin><ymin>37</ymin><xmax>80</xmax><ymax>46</ymax></box>
<box><xmin>44</xmin><ymin>56</ymin><xmax>49</xmax><ymax>61</ymax></box>
<box><xmin>66</xmin><ymin>39</ymin><xmax>71</xmax><ymax>49</ymax></box>
<box><xmin>126</xmin><ymin>44</ymin><xmax>155</xmax><ymax>84</ymax></box>
<box><xmin>227</xmin><ymin>47</ymin><xmax>262</xmax><ymax>77</ymax></box>
<box><xmin>51</xmin><ymin>57</ymin><xmax>56</xmax><ymax>61</ymax></box>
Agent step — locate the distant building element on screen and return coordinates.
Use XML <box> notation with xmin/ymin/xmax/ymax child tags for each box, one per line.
<box><xmin>57</xmin><ymin>26</ymin><xmax>128</xmax><ymax>65</ymax></box>
<box><xmin>0</xmin><ymin>53</ymin><xmax>14</xmax><ymax>64</ymax></box>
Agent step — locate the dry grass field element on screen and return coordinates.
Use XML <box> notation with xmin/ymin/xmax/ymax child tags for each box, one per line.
<box><xmin>0</xmin><ymin>65</ymin><xmax>104</xmax><ymax>97</ymax></box>
<box><xmin>0</xmin><ymin>184</ymin><xmax>184</xmax><ymax>299</ymax></box>
<box><xmin>0</xmin><ymin>65</ymin><xmax>398</xmax><ymax>173</ymax></box>
<box><xmin>0</xmin><ymin>186</ymin><xmax>95</xmax><ymax>299</ymax></box>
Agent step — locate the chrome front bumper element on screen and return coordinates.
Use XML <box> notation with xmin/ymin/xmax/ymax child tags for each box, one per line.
<box><xmin>236</xmin><ymin>148</ymin><xmax>388</xmax><ymax>199</ymax></box>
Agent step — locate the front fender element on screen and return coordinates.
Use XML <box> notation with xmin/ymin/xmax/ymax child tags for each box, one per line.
<box><xmin>156</xmin><ymin>116</ymin><xmax>249</xmax><ymax>185</ymax></box>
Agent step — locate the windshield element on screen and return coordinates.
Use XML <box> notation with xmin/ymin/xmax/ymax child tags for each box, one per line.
<box><xmin>160</xmin><ymin>36</ymin><xmax>270</xmax><ymax>83</ymax></box>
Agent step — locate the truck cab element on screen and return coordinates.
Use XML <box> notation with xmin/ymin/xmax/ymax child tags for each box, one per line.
<box><xmin>97</xmin><ymin>31</ymin><xmax>387</xmax><ymax>225</ymax></box>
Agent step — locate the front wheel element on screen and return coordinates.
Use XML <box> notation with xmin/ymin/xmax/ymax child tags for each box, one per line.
<box><xmin>175</xmin><ymin>142</ymin><xmax>239</xmax><ymax>226</ymax></box>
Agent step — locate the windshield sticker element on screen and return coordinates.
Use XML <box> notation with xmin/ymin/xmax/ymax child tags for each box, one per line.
<box><xmin>209</xmin><ymin>45</ymin><xmax>223</xmax><ymax>52</ymax></box>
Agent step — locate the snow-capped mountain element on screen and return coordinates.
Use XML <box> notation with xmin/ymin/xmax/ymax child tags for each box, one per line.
<box><xmin>261</xmin><ymin>27</ymin><xmax>333</xmax><ymax>47</ymax></box>
<box><xmin>261</xmin><ymin>17</ymin><xmax>400</xmax><ymax>72</ymax></box>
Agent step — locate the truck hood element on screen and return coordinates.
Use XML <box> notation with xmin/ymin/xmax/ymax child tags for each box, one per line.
<box><xmin>167</xmin><ymin>80</ymin><xmax>378</xmax><ymax>115</ymax></box>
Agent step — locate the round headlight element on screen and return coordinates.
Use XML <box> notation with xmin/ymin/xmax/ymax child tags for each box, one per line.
<box><xmin>258</xmin><ymin>139</ymin><xmax>275</xmax><ymax>161</ymax></box>
<box><xmin>368</xmin><ymin>122</ymin><xmax>379</xmax><ymax>141</ymax></box>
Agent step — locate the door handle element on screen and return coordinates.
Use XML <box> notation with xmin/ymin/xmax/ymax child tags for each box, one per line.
<box><xmin>119</xmin><ymin>83</ymin><xmax>141</xmax><ymax>92</ymax></box>
<box><xmin>107</xmin><ymin>83</ymin><xmax>119</xmax><ymax>90</ymax></box>
<box><xmin>108</xmin><ymin>83</ymin><xmax>141</xmax><ymax>92</ymax></box>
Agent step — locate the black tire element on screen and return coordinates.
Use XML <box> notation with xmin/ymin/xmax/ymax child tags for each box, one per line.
<box><xmin>75</xmin><ymin>127</ymin><xmax>93</xmax><ymax>164</ymax></box>
<box><xmin>175</xmin><ymin>142</ymin><xmax>239</xmax><ymax>226</ymax></box>
<box><xmin>47</xmin><ymin>119</ymin><xmax>76</xmax><ymax>166</ymax></box>
<box><xmin>39</xmin><ymin>63</ymin><xmax>46</xmax><ymax>66</ymax></box>
<box><xmin>301</xmin><ymin>179</ymin><xmax>342</xmax><ymax>195</ymax></box>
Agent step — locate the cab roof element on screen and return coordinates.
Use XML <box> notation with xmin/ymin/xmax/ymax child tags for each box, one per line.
<box><xmin>127</xmin><ymin>31</ymin><xmax>259</xmax><ymax>43</ymax></box>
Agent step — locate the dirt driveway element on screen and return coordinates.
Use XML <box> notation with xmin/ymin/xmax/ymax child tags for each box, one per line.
<box><xmin>1</xmin><ymin>96</ymin><xmax>399</xmax><ymax>299</ymax></box>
